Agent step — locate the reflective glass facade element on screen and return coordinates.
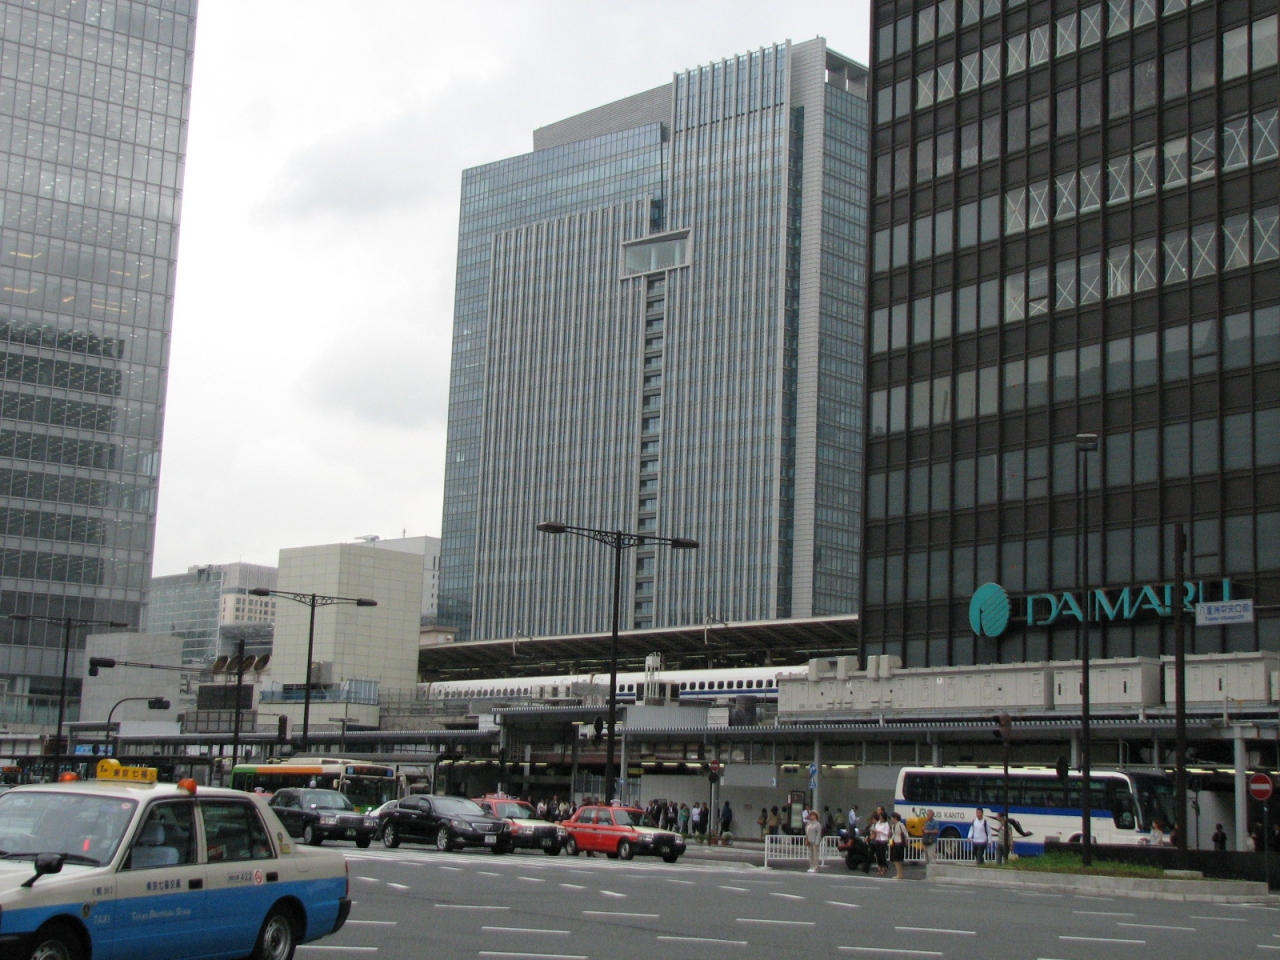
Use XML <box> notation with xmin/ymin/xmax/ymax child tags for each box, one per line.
<box><xmin>862</xmin><ymin>0</ymin><xmax>1280</xmax><ymax>665</ymax></box>
<box><xmin>440</xmin><ymin>39</ymin><xmax>869</xmax><ymax>642</ymax></box>
<box><xmin>0</xmin><ymin>1</ymin><xmax>195</xmax><ymax>711</ymax></box>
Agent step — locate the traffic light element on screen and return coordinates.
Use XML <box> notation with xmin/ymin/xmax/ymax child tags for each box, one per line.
<box><xmin>276</xmin><ymin>715</ymin><xmax>291</xmax><ymax>743</ymax></box>
<box><xmin>87</xmin><ymin>657</ymin><xmax>116</xmax><ymax>677</ymax></box>
<box><xmin>146</xmin><ymin>698</ymin><xmax>170</xmax><ymax>710</ymax></box>
<box><xmin>992</xmin><ymin>712</ymin><xmax>1013</xmax><ymax>746</ymax></box>
<box><xmin>592</xmin><ymin>716</ymin><xmax>604</xmax><ymax>743</ymax></box>
<box><xmin>1055</xmin><ymin>756</ymin><xmax>1070</xmax><ymax>781</ymax></box>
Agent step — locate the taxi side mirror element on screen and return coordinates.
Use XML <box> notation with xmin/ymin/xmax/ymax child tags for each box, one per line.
<box><xmin>21</xmin><ymin>852</ymin><xmax>65</xmax><ymax>888</ymax></box>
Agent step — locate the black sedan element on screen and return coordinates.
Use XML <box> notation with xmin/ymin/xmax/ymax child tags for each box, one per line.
<box><xmin>268</xmin><ymin>787</ymin><xmax>379</xmax><ymax>847</ymax></box>
<box><xmin>378</xmin><ymin>794</ymin><xmax>511</xmax><ymax>852</ymax></box>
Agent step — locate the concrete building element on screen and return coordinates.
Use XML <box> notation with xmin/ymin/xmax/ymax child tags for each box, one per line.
<box><xmin>143</xmin><ymin>562</ymin><xmax>277</xmax><ymax>662</ymax></box>
<box><xmin>439</xmin><ymin>38</ymin><xmax>871</xmax><ymax>642</ymax></box>
<box><xmin>861</xmin><ymin>0</ymin><xmax>1280</xmax><ymax>667</ymax></box>
<box><xmin>360</xmin><ymin>534</ymin><xmax>441</xmax><ymax>623</ymax></box>
<box><xmin>0</xmin><ymin>1</ymin><xmax>198</xmax><ymax>726</ymax></box>
<box><xmin>262</xmin><ymin>541</ymin><xmax>424</xmax><ymax>731</ymax></box>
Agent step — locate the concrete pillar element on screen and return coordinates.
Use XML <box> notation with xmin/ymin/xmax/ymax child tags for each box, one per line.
<box><xmin>569</xmin><ymin>733</ymin><xmax>579</xmax><ymax>803</ymax></box>
<box><xmin>1234</xmin><ymin>733</ymin><xmax>1249</xmax><ymax>852</ymax></box>
<box><xmin>619</xmin><ymin>733</ymin><xmax>628</xmax><ymax>805</ymax></box>
<box><xmin>931</xmin><ymin>739</ymin><xmax>941</xmax><ymax>767</ymax></box>
<box><xmin>812</xmin><ymin>738</ymin><xmax>821</xmax><ymax>816</ymax></box>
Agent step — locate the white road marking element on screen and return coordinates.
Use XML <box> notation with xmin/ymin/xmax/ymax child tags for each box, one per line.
<box><xmin>1190</xmin><ymin>916</ymin><xmax>1248</xmax><ymax>922</ymax></box>
<box><xmin>518</xmin><ymin>876</ymin><xmax>547</xmax><ymax>883</ymax></box>
<box><xmin>657</xmin><ymin>936</ymin><xmax>748</xmax><ymax>946</ymax></box>
<box><xmin>355</xmin><ymin>876</ymin><xmax>380</xmax><ymax>883</ymax></box>
<box><xmin>346</xmin><ymin>920</ymin><xmax>397</xmax><ymax>926</ymax></box>
<box><xmin>559</xmin><ymin>883</ymin><xmax>586</xmax><ymax>890</ymax></box>
<box><xmin>386</xmin><ymin>882</ymin><xmax>411</xmax><ymax>891</ymax></box>
<box><xmin>826</xmin><ymin>901</ymin><xmax>861</xmax><ymax>908</ymax></box>
<box><xmin>582</xmin><ymin>910</ymin><xmax>660</xmax><ymax>918</ymax></box>
<box><xmin>719</xmin><ymin>885</ymin><xmax>749</xmax><ymax>892</ymax></box>
<box><xmin>1073</xmin><ymin>911</ymin><xmax>1135</xmax><ymax>917</ymax></box>
<box><xmin>478</xmin><ymin>953</ymin><xmax>587</xmax><ymax>960</ymax></box>
<box><xmin>297</xmin><ymin>949</ymin><xmax>379</xmax><ymax>954</ymax></box>
<box><xmin>600</xmin><ymin>890</ymin><xmax>626</xmax><ymax>898</ymax></box>
<box><xmin>1014</xmin><ymin>891</ymin><xmax>1063</xmax><ymax>898</ymax></box>
<box><xmin>770</xmin><ymin>892</ymin><xmax>806</xmax><ymax>900</ymax></box>
<box><xmin>896</xmin><ymin>927</ymin><xmax>975</xmax><ymax>937</ymax></box>
<box><xmin>439</xmin><ymin>865</ymin><xmax>462</xmax><ymax>872</ymax></box>
<box><xmin>478</xmin><ymin>871</ymin><xmax>503</xmax><ymax>877</ymax></box>
<box><xmin>1059</xmin><ymin>936</ymin><xmax>1146</xmax><ymax>944</ymax></box>
<box><xmin>1118</xmin><ymin>923</ymin><xmax>1196</xmax><ymax>932</ymax></box>
<box><xmin>663</xmin><ymin>878</ymin><xmax>694</xmax><ymax>884</ymax></box>
<box><xmin>838</xmin><ymin>949</ymin><xmax>942</xmax><ymax>957</ymax></box>
<box><xmin>737</xmin><ymin>918</ymin><xmax>816</xmax><ymax>927</ymax></box>
<box><xmin>435</xmin><ymin>904</ymin><xmax>511</xmax><ymax>910</ymax></box>
<box><xmin>481</xmin><ymin>927</ymin><xmax>571</xmax><ymax>935</ymax></box>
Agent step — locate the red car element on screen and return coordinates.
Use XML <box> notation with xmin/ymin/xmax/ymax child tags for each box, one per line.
<box><xmin>562</xmin><ymin>805</ymin><xmax>686</xmax><ymax>863</ymax></box>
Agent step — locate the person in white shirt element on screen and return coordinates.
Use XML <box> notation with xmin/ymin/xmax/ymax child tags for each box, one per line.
<box><xmin>847</xmin><ymin>805</ymin><xmax>860</xmax><ymax>836</ymax></box>
<box><xmin>804</xmin><ymin>809</ymin><xmax>824</xmax><ymax>872</ymax></box>
<box><xmin>969</xmin><ymin>808</ymin><xmax>991</xmax><ymax>865</ymax></box>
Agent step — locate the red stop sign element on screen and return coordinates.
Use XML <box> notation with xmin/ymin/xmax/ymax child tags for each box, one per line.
<box><xmin>1249</xmin><ymin>773</ymin><xmax>1274</xmax><ymax>801</ymax></box>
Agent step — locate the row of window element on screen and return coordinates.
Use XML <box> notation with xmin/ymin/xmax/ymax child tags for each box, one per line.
<box><xmin>3</xmin><ymin>153</ymin><xmax>182</xmax><ymax>224</ymax></box>
<box><xmin>0</xmin><ymin>390</ymin><xmax>116</xmax><ymax>432</ymax></box>
<box><xmin>866</xmin><ymin>510</ymin><xmax>1280</xmax><ymax>604</ymax></box>
<box><xmin>634</xmin><ymin>275</ymin><xmax>666</xmax><ymax>628</ymax></box>
<box><xmin>0</xmin><ymin>427</ymin><xmax>115</xmax><ymax>470</ymax></box>
<box><xmin>881</xmin><ymin>12</ymin><xmax>1277</xmax><ymax>125</ymax></box>
<box><xmin>870</xmin><ymin>304</ymin><xmax>1280</xmax><ymax>436</ymax></box>
<box><xmin>0</xmin><ymin>351</ymin><xmax>121</xmax><ymax>395</ymax></box>
<box><xmin>868</xmin><ymin>405</ymin><xmax>1280</xmax><ymax>522</ymax></box>
<box><xmin>0</xmin><ymin>465</ymin><xmax>153</xmax><ymax>512</ymax></box>
<box><xmin>877</xmin><ymin>108</ymin><xmax>1277</xmax><ymax>265</ymax></box>
<box><xmin>0</xmin><ymin>318</ymin><xmax>125</xmax><ymax>359</ymax></box>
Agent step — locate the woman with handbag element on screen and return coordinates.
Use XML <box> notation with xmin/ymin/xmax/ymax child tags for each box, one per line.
<box><xmin>868</xmin><ymin>811</ymin><xmax>891</xmax><ymax>876</ymax></box>
<box><xmin>888</xmin><ymin>812</ymin><xmax>909</xmax><ymax>879</ymax></box>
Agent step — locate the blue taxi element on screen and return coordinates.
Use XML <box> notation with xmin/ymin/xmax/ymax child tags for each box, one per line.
<box><xmin>0</xmin><ymin>759</ymin><xmax>351</xmax><ymax>960</ymax></box>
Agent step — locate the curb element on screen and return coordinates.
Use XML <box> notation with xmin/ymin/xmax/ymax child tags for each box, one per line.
<box><xmin>926</xmin><ymin>863</ymin><xmax>1278</xmax><ymax>903</ymax></box>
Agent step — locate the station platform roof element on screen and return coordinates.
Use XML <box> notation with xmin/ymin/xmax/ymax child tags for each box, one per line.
<box><xmin>417</xmin><ymin>614</ymin><xmax>860</xmax><ymax>680</ymax></box>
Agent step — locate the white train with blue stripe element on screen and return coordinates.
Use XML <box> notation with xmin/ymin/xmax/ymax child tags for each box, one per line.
<box><xmin>0</xmin><ymin>759</ymin><xmax>350</xmax><ymax>960</ymax></box>
<box><xmin>421</xmin><ymin>665</ymin><xmax>795</xmax><ymax>704</ymax></box>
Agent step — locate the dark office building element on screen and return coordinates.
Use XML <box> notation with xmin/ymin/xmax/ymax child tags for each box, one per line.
<box><xmin>862</xmin><ymin>0</ymin><xmax>1279</xmax><ymax>666</ymax></box>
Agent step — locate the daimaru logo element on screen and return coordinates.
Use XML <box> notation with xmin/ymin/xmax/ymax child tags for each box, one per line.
<box><xmin>969</xmin><ymin>582</ymin><xmax>1011</xmax><ymax>638</ymax></box>
<box><xmin>969</xmin><ymin>579</ymin><xmax>1237</xmax><ymax>637</ymax></box>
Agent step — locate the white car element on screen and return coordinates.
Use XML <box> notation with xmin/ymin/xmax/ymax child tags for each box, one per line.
<box><xmin>0</xmin><ymin>760</ymin><xmax>350</xmax><ymax>960</ymax></box>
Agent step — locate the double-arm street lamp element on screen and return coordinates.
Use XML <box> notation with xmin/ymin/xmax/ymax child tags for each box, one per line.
<box><xmin>248</xmin><ymin>588</ymin><xmax>376</xmax><ymax>754</ymax></box>
<box><xmin>536</xmin><ymin>522</ymin><xmax>698</xmax><ymax>805</ymax></box>
<box><xmin>8</xmin><ymin>613</ymin><xmax>128</xmax><ymax>772</ymax></box>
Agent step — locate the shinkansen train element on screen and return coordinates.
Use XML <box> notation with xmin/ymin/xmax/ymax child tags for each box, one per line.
<box><xmin>420</xmin><ymin>666</ymin><xmax>799</xmax><ymax>704</ymax></box>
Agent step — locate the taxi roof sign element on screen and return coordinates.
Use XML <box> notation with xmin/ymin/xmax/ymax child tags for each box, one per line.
<box><xmin>96</xmin><ymin>758</ymin><xmax>157</xmax><ymax>783</ymax></box>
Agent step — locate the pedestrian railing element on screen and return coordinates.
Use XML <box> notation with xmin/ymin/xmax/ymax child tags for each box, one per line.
<box><xmin>765</xmin><ymin>833</ymin><xmax>998</xmax><ymax>868</ymax></box>
<box><xmin>763</xmin><ymin>834</ymin><xmax>844</xmax><ymax>866</ymax></box>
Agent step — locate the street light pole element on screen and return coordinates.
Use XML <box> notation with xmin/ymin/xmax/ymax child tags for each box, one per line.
<box><xmin>106</xmin><ymin>695</ymin><xmax>170</xmax><ymax>759</ymax></box>
<box><xmin>1076</xmin><ymin>432</ymin><xmax>1098</xmax><ymax>867</ymax></box>
<box><xmin>231</xmin><ymin>638</ymin><xmax>246</xmax><ymax>771</ymax></box>
<box><xmin>248</xmin><ymin>588</ymin><xmax>377</xmax><ymax>755</ymax></box>
<box><xmin>536</xmin><ymin>521</ymin><xmax>697</xmax><ymax>805</ymax></box>
<box><xmin>8</xmin><ymin>613</ymin><xmax>128</xmax><ymax>775</ymax></box>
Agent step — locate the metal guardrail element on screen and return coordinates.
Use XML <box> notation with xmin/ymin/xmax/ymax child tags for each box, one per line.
<box><xmin>765</xmin><ymin>834</ymin><xmax>998</xmax><ymax>867</ymax></box>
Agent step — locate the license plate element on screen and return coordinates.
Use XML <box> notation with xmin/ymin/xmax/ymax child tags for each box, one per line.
<box><xmin>345</xmin><ymin>829</ymin><xmax>357</xmax><ymax>838</ymax></box>
<box><xmin>484</xmin><ymin>835</ymin><xmax>497</xmax><ymax>845</ymax></box>
<box><xmin>541</xmin><ymin>838</ymin><xmax>552</xmax><ymax>847</ymax></box>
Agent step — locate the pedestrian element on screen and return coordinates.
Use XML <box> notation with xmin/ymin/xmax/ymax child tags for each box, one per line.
<box><xmin>679</xmin><ymin>802</ymin><xmax>690</xmax><ymax>836</ymax></box>
<box><xmin>922</xmin><ymin>808</ymin><xmax>939</xmax><ymax>863</ymax></box>
<box><xmin>757</xmin><ymin>806</ymin><xmax>768</xmax><ymax>840</ymax></box>
<box><xmin>720</xmin><ymin>800</ymin><xmax>733</xmax><ymax>837</ymax></box>
<box><xmin>805</xmin><ymin>809</ymin><xmax>824</xmax><ymax>873</ymax></box>
<box><xmin>823</xmin><ymin>806</ymin><xmax>834</xmax><ymax>836</ymax></box>
<box><xmin>847</xmin><ymin>804</ymin><xmax>860</xmax><ymax>836</ymax></box>
<box><xmin>969</xmin><ymin>808</ymin><xmax>990</xmax><ymax>865</ymax></box>
<box><xmin>1211</xmin><ymin>822</ymin><xmax>1227</xmax><ymax>851</ymax></box>
<box><xmin>990</xmin><ymin>811</ymin><xmax>1009</xmax><ymax>865</ymax></box>
<box><xmin>1149</xmin><ymin>820</ymin><xmax>1166</xmax><ymax>845</ymax></box>
<box><xmin>889</xmin><ymin>812</ymin><xmax>909</xmax><ymax>879</ymax></box>
<box><xmin>869</xmin><ymin>811</ymin><xmax>891</xmax><ymax>876</ymax></box>
<box><xmin>768</xmin><ymin>805</ymin><xmax>781</xmax><ymax>836</ymax></box>
<box><xmin>689</xmin><ymin>803</ymin><xmax>701</xmax><ymax>837</ymax></box>
<box><xmin>536</xmin><ymin>798</ymin><xmax>548</xmax><ymax>819</ymax></box>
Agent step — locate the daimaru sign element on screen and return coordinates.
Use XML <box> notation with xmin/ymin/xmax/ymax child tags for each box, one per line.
<box><xmin>969</xmin><ymin>579</ymin><xmax>1238</xmax><ymax>638</ymax></box>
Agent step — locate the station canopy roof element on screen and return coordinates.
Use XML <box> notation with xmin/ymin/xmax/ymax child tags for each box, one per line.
<box><xmin>418</xmin><ymin>614</ymin><xmax>859</xmax><ymax>681</ymax></box>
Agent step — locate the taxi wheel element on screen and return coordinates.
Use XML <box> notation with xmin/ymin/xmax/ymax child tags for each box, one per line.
<box><xmin>251</xmin><ymin>905</ymin><xmax>298</xmax><ymax>960</ymax></box>
<box><xmin>356</xmin><ymin>836</ymin><xmax>372</xmax><ymax>849</ymax></box>
<box><xmin>436</xmin><ymin>827</ymin><xmax>454</xmax><ymax>852</ymax></box>
<box><xmin>662</xmin><ymin>853</ymin><xmax>679</xmax><ymax>864</ymax></box>
<box><xmin>382</xmin><ymin>823</ymin><xmax>401</xmax><ymax>848</ymax></box>
<box><xmin>563</xmin><ymin>836</ymin><xmax>579</xmax><ymax>856</ymax></box>
<box><xmin>545</xmin><ymin>844</ymin><xmax>562</xmax><ymax>856</ymax></box>
<box><xmin>302</xmin><ymin>825</ymin><xmax>323</xmax><ymax>846</ymax></box>
<box><xmin>617</xmin><ymin>839</ymin><xmax>635</xmax><ymax>861</ymax></box>
<box><xmin>25</xmin><ymin>925</ymin><xmax>83</xmax><ymax>960</ymax></box>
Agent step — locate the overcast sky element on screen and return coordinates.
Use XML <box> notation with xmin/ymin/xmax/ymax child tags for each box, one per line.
<box><xmin>153</xmin><ymin>0</ymin><xmax>871</xmax><ymax>575</ymax></box>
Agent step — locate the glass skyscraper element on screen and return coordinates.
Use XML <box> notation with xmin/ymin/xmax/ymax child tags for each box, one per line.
<box><xmin>0</xmin><ymin>1</ymin><xmax>195</xmax><ymax>721</ymax></box>
<box><xmin>862</xmin><ymin>0</ymin><xmax>1279</xmax><ymax>666</ymax></box>
<box><xmin>439</xmin><ymin>39</ymin><xmax>870</xmax><ymax>642</ymax></box>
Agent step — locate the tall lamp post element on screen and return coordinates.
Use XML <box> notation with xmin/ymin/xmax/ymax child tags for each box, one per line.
<box><xmin>8</xmin><ymin>613</ymin><xmax>128</xmax><ymax>774</ymax></box>
<box><xmin>1076</xmin><ymin>432</ymin><xmax>1098</xmax><ymax>867</ymax></box>
<box><xmin>248</xmin><ymin>588</ymin><xmax>376</xmax><ymax>754</ymax></box>
<box><xmin>536</xmin><ymin>522</ymin><xmax>697</xmax><ymax>805</ymax></box>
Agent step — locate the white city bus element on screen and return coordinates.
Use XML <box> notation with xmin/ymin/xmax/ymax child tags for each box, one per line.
<box><xmin>894</xmin><ymin>766</ymin><xmax>1178</xmax><ymax>854</ymax></box>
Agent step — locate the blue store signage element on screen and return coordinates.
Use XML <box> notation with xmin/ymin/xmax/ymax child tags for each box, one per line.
<box><xmin>969</xmin><ymin>579</ymin><xmax>1236</xmax><ymax>638</ymax></box>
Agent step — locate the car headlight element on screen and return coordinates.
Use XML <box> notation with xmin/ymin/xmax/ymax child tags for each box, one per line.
<box><xmin>363</xmin><ymin>818</ymin><xmax>378</xmax><ymax>828</ymax></box>
<box><xmin>320</xmin><ymin>815</ymin><xmax>338</xmax><ymax>825</ymax></box>
<box><xmin>556</xmin><ymin>826</ymin><xmax>567</xmax><ymax>838</ymax></box>
<box><xmin>450</xmin><ymin>819</ymin><xmax>468</xmax><ymax>831</ymax></box>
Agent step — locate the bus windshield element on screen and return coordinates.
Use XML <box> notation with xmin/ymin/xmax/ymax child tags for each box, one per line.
<box><xmin>343</xmin><ymin>777</ymin><xmax>398</xmax><ymax>810</ymax></box>
<box><xmin>1130</xmin><ymin>774</ymin><xmax>1178</xmax><ymax>832</ymax></box>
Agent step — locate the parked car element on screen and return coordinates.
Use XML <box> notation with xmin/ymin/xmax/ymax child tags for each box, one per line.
<box><xmin>473</xmin><ymin>794</ymin><xmax>565</xmax><ymax>854</ymax></box>
<box><xmin>562</xmin><ymin>805</ymin><xmax>685</xmax><ymax>862</ymax></box>
<box><xmin>0</xmin><ymin>760</ymin><xmax>350</xmax><ymax>960</ymax></box>
<box><xmin>268</xmin><ymin>787</ymin><xmax>379</xmax><ymax>847</ymax></box>
<box><xmin>378</xmin><ymin>794</ymin><xmax>511</xmax><ymax>852</ymax></box>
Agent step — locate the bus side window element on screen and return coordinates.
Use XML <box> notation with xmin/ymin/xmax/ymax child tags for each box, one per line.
<box><xmin>1107</xmin><ymin>782</ymin><xmax>1136</xmax><ymax>829</ymax></box>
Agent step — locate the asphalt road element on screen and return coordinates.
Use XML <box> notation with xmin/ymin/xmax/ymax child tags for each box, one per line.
<box><xmin>304</xmin><ymin>844</ymin><xmax>1279</xmax><ymax>960</ymax></box>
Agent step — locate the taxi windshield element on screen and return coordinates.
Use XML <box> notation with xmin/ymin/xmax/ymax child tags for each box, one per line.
<box><xmin>0</xmin><ymin>790</ymin><xmax>137</xmax><ymax>865</ymax></box>
<box><xmin>300</xmin><ymin>789</ymin><xmax>354</xmax><ymax>811</ymax></box>
<box><xmin>433</xmin><ymin>797</ymin><xmax>485</xmax><ymax>817</ymax></box>
<box><xmin>494</xmin><ymin>801</ymin><xmax>535</xmax><ymax>819</ymax></box>
<box><xmin>609</xmin><ymin>809</ymin><xmax>652</xmax><ymax>827</ymax></box>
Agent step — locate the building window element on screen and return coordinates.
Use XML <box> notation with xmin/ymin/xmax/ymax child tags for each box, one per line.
<box><xmin>621</xmin><ymin>234</ymin><xmax>689</xmax><ymax>276</ymax></box>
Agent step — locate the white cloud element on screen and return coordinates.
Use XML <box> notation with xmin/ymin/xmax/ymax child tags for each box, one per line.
<box><xmin>155</xmin><ymin>0</ymin><xmax>870</xmax><ymax>573</ymax></box>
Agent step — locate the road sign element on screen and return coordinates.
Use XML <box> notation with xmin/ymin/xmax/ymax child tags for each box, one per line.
<box><xmin>809</xmin><ymin>776</ymin><xmax>817</xmax><ymax>790</ymax></box>
<box><xmin>1249</xmin><ymin>773</ymin><xmax>1274</xmax><ymax>801</ymax></box>
<box><xmin>808</xmin><ymin>763</ymin><xmax>818</xmax><ymax>777</ymax></box>
<box><xmin>1195</xmin><ymin>599</ymin><xmax>1255</xmax><ymax>626</ymax></box>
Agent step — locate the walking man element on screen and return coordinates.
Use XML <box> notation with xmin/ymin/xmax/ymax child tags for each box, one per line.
<box><xmin>805</xmin><ymin>809</ymin><xmax>823</xmax><ymax>873</ymax></box>
<box><xmin>922</xmin><ymin>808</ymin><xmax>939</xmax><ymax>863</ymax></box>
<box><xmin>969</xmin><ymin>808</ymin><xmax>990</xmax><ymax>865</ymax></box>
<box><xmin>847</xmin><ymin>804</ymin><xmax>860</xmax><ymax>836</ymax></box>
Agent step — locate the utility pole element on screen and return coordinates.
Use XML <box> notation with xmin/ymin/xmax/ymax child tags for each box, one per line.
<box><xmin>1173</xmin><ymin>523</ymin><xmax>1188</xmax><ymax>866</ymax></box>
